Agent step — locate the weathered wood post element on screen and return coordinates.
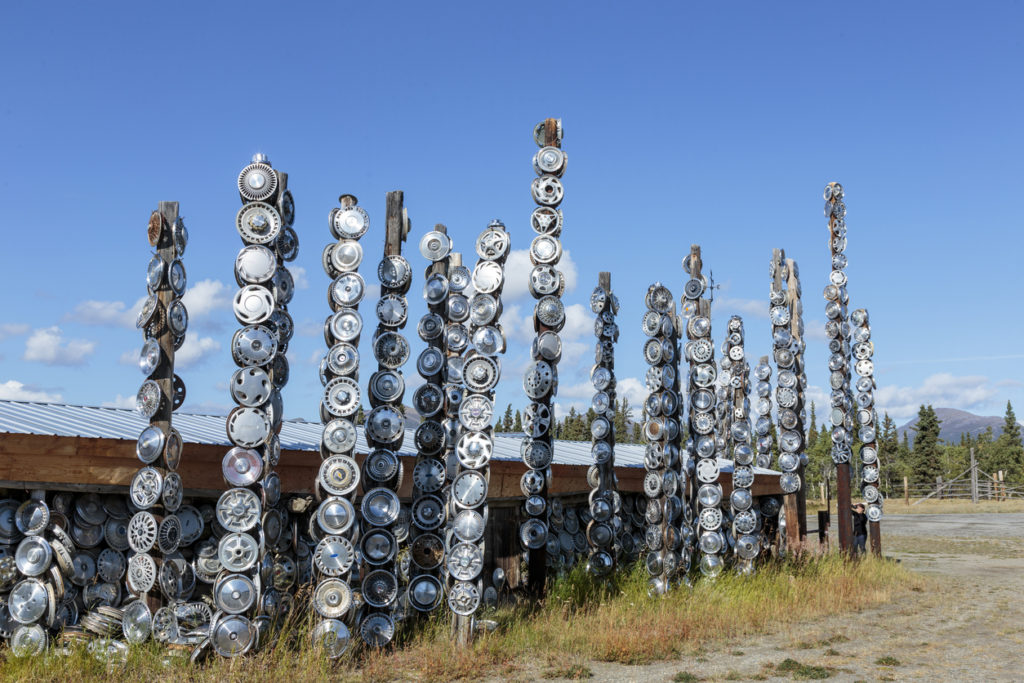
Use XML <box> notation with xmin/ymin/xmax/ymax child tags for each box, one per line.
<box><xmin>823</xmin><ymin>182</ymin><xmax>853</xmax><ymax>554</ymax></box>
<box><xmin>521</xmin><ymin>117</ymin><xmax>566</xmax><ymax>598</ymax></box>
<box><xmin>970</xmin><ymin>448</ymin><xmax>978</xmax><ymax>504</ymax></box>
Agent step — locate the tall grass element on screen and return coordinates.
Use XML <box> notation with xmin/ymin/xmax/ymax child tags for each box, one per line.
<box><xmin>1</xmin><ymin>553</ymin><xmax>924</xmax><ymax>682</ymax></box>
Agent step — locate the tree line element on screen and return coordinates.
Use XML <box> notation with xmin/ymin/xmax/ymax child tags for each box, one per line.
<box><xmin>494</xmin><ymin>398</ymin><xmax>1024</xmax><ymax>497</ymax></box>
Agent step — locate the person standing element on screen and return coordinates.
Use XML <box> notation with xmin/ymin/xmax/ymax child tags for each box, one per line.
<box><xmin>852</xmin><ymin>503</ymin><xmax>868</xmax><ymax>555</ymax></box>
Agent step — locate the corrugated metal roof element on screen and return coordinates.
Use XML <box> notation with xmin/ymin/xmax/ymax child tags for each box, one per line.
<box><xmin>0</xmin><ymin>399</ymin><xmax>776</xmax><ymax>474</ymax></box>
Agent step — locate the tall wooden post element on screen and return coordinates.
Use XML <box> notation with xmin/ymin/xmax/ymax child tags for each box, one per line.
<box><xmin>824</xmin><ymin>182</ymin><xmax>853</xmax><ymax>554</ymax></box>
<box><xmin>970</xmin><ymin>448</ymin><xmax>978</xmax><ymax>504</ymax></box>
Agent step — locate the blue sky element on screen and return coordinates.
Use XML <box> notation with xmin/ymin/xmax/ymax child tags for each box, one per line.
<box><xmin>0</xmin><ymin>1</ymin><xmax>1021</xmax><ymax>427</ymax></box>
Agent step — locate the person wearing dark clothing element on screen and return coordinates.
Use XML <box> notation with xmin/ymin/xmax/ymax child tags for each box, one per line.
<box><xmin>852</xmin><ymin>503</ymin><xmax>868</xmax><ymax>555</ymax></box>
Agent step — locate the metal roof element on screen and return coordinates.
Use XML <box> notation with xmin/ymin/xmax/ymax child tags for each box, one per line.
<box><xmin>0</xmin><ymin>399</ymin><xmax>776</xmax><ymax>474</ymax></box>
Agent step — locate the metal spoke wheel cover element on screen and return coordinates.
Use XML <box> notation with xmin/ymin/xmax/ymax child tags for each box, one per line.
<box><xmin>452</xmin><ymin>470</ymin><xmax>488</xmax><ymax>509</ymax></box>
<box><xmin>369</xmin><ymin>371</ymin><xmax>405</xmax><ymax>404</ymax></box>
<box><xmin>215</xmin><ymin>573</ymin><xmax>257</xmax><ymax>614</ymax></box>
<box><xmin>696</xmin><ymin>458</ymin><xmax>721</xmax><ymax>484</ymax></box>
<box><xmin>318</xmin><ymin>456</ymin><xmax>360</xmax><ymax>496</ymax></box>
<box><xmin>226</xmin><ymin>407</ymin><xmax>270</xmax><ymax>448</ymax></box>
<box><xmin>361</xmin><ymin>488</ymin><xmax>401</xmax><ymax>527</ymax></box>
<box><xmin>135</xmin><ymin>425</ymin><xmax>166</xmax><ymax>465</ymax></box>
<box><xmin>316</xmin><ymin>497</ymin><xmax>355</xmax><ymax>537</ymax></box>
<box><xmin>9</xmin><ymin>578</ymin><xmax>47</xmax><ymax>624</ymax></box>
<box><xmin>330</xmin><ymin>206</ymin><xmax>369</xmax><ymax>239</ymax></box>
<box><xmin>323</xmin><ymin>377</ymin><xmax>361</xmax><ymax>417</ymax></box>
<box><xmin>365</xmin><ymin>406</ymin><xmax>405</xmax><ymax>446</ymax></box>
<box><xmin>364</xmin><ymin>449</ymin><xmax>400</xmax><ymax>484</ymax></box>
<box><xmin>235</xmin><ymin>245</ymin><xmax>277</xmax><ymax>284</ymax></box>
<box><xmin>463</xmin><ymin>355</ymin><xmax>500</xmax><ymax>393</ymax></box>
<box><xmin>414</xmin><ymin>420</ymin><xmax>445</xmax><ymax>456</ymax></box>
<box><xmin>311</xmin><ymin>618</ymin><xmax>351</xmax><ymax>659</ymax></box>
<box><xmin>535</xmin><ymin>295</ymin><xmax>565</xmax><ymax>329</ymax></box>
<box><xmin>322</xmin><ymin>419</ymin><xmax>357</xmax><ymax>455</ymax></box>
<box><xmin>313</xmin><ymin>579</ymin><xmax>352</xmax><ymax>620</ymax></box>
<box><xmin>373</xmin><ymin>332</ymin><xmax>410</xmax><ymax>370</ymax></box>
<box><xmin>412</xmin><ymin>458</ymin><xmax>445</xmax><ymax>494</ymax></box>
<box><xmin>734</xmin><ymin>510</ymin><xmax>757</xmax><ymax>535</ymax></box>
<box><xmin>520</xmin><ymin>518</ymin><xmax>548</xmax><ymax>549</ymax></box>
<box><xmin>361</xmin><ymin>569</ymin><xmax>398</xmax><ymax>608</ymax></box>
<box><xmin>419</xmin><ymin>230</ymin><xmax>452</xmax><ymax>261</ymax></box>
<box><xmin>360</xmin><ymin>528</ymin><xmax>397</xmax><ymax>566</ymax></box>
<box><xmin>522</xmin><ymin>439</ymin><xmax>552</xmax><ymax>469</ymax></box>
<box><xmin>211</xmin><ymin>613</ymin><xmax>257</xmax><ymax>657</ymax></box>
<box><xmin>472</xmin><ymin>260</ymin><xmax>504</xmax><ymax>294</ymax></box>
<box><xmin>448</xmin><ymin>581</ymin><xmax>481</xmax><ymax>616</ymax></box>
<box><xmin>531</xmin><ymin>175</ymin><xmax>564</xmax><ymax>207</ymax></box>
<box><xmin>96</xmin><ymin>548</ymin><xmax>126</xmax><ymax>583</ymax></box>
<box><xmin>523</xmin><ymin>360</ymin><xmax>554</xmax><ymax>400</ymax></box>
<box><xmin>15</xmin><ymin>500</ymin><xmax>48</xmax><ymax>537</ymax></box>
<box><xmin>407</xmin><ymin>575</ymin><xmax>443</xmax><ymax>612</ymax></box>
<box><xmin>236</xmin><ymin>202</ymin><xmax>282</xmax><ymax>244</ymax></box>
<box><xmin>157</xmin><ymin>514</ymin><xmax>182</xmax><ymax>554</ymax></box>
<box><xmin>233</xmin><ymin>285</ymin><xmax>274</xmax><ymax>325</ymax></box>
<box><xmin>121</xmin><ymin>599</ymin><xmax>152</xmax><ymax>643</ymax></box>
<box><xmin>377</xmin><ymin>255</ymin><xmax>411</xmax><ymax>289</ymax></box>
<box><xmin>375</xmin><ymin>294</ymin><xmax>408</xmax><ymax>327</ymax></box>
<box><xmin>408</xmin><ymin>533</ymin><xmax>444</xmax><ymax>572</ymax></box>
<box><xmin>238</xmin><ymin>161</ymin><xmax>278</xmax><ymax>202</ymax></box>
<box><xmin>475</xmin><ymin>227</ymin><xmax>510</xmax><ymax>260</ymax></box>
<box><xmin>411</xmin><ymin>495</ymin><xmax>445</xmax><ymax>531</ymax></box>
<box><xmin>126</xmin><ymin>552</ymin><xmax>156</xmax><ymax>595</ymax></box>
<box><xmin>218</xmin><ymin>533</ymin><xmax>259</xmax><ymax>573</ymax></box>
<box><xmin>216</xmin><ymin>488</ymin><xmax>261</xmax><ymax>533</ymax></box>
<box><xmin>457</xmin><ymin>431</ymin><xmax>493</xmax><ymax>469</ymax></box>
<box><xmin>135</xmin><ymin>380</ymin><xmax>162</xmax><ymax>418</ymax></box>
<box><xmin>10</xmin><ymin>624</ymin><xmax>46</xmax><ymax>657</ymax></box>
<box><xmin>222</xmin><ymin>447</ymin><xmax>263</xmax><ymax>487</ymax></box>
<box><xmin>232</xmin><ymin>325</ymin><xmax>277</xmax><ymax>366</ymax></box>
<box><xmin>359</xmin><ymin>612</ymin><xmax>395</xmax><ymax>647</ymax></box>
<box><xmin>15</xmin><ymin>537</ymin><xmax>51</xmax><ymax>577</ymax></box>
<box><xmin>447</xmin><ymin>542</ymin><xmax>483</xmax><ymax>581</ymax></box>
<box><xmin>128</xmin><ymin>511</ymin><xmax>158</xmax><ymax>553</ymax></box>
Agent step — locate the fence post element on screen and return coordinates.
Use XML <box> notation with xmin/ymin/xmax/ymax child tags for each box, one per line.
<box><xmin>970</xmin><ymin>448</ymin><xmax>978</xmax><ymax>504</ymax></box>
<box><xmin>936</xmin><ymin>476</ymin><xmax>943</xmax><ymax>500</ymax></box>
<box><xmin>904</xmin><ymin>476</ymin><xmax>909</xmax><ymax>506</ymax></box>
<box><xmin>999</xmin><ymin>471</ymin><xmax>1005</xmax><ymax>501</ymax></box>
<box><xmin>820</xmin><ymin>482</ymin><xmax>825</xmax><ymax>505</ymax></box>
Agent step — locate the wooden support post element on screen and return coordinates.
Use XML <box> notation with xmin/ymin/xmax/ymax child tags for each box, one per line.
<box><xmin>936</xmin><ymin>476</ymin><xmax>943</xmax><ymax>500</ymax></box>
<box><xmin>786</xmin><ymin>258</ymin><xmax>808</xmax><ymax>546</ymax></box>
<box><xmin>970</xmin><ymin>448</ymin><xmax>978</xmax><ymax>504</ymax></box>
<box><xmin>820</xmin><ymin>482</ymin><xmax>826</xmax><ymax>505</ymax></box>
<box><xmin>904</xmin><ymin>476</ymin><xmax>909</xmax><ymax>506</ymax></box>
<box><xmin>836</xmin><ymin>463</ymin><xmax>853</xmax><ymax>554</ymax></box>
<box><xmin>869</xmin><ymin>520</ymin><xmax>882</xmax><ymax>556</ymax></box>
<box><xmin>527</xmin><ymin>118</ymin><xmax>562</xmax><ymax>600</ymax></box>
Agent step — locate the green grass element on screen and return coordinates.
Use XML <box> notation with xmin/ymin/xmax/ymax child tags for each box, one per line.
<box><xmin>673</xmin><ymin>673</ymin><xmax>701</xmax><ymax>683</ymax></box>
<box><xmin>875</xmin><ymin>655</ymin><xmax>901</xmax><ymax>666</ymax></box>
<box><xmin>774</xmin><ymin>657</ymin><xmax>834</xmax><ymax>679</ymax></box>
<box><xmin>0</xmin><ymin>553</ymin><xmax>924</xmax><ymax>682</ymax></box>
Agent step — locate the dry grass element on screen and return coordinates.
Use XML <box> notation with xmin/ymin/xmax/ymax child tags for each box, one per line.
<box><xmin>0</xmin><ymin>554</ymin><xmax>924</xmax><ymax>682</ymax></box>
<box><xmin>807</xmin><ymin>497</ymin><xmax>1024</xmax><ymax>515</ymax></box>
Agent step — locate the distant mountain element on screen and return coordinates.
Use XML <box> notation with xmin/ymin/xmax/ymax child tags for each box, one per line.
<box><xmin>896</xmin><ymin>407</ymin><xmax>1019</xmax><ymax>444</ymax></box>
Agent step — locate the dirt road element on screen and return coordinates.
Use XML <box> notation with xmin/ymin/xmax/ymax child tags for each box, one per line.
<box><xmin>574</xmin><ymin>513</ymin><xmax>1024</xmax><ymax>682</ymax></box>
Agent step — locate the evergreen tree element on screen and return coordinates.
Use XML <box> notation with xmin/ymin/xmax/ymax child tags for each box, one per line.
<box><xmin>909</xmin><ymin>404</ymin><xmax>942</xmax><ymax>486</ymax></box>
<box><xmin>500</xmin><ymin>403</ymin><xmax>514</xmax><ymax>432</ymax></box>
<box><xmin>987</xmin><ymin>401</ymin><xmax>1024</xmax><ymax>482</ymax></box>
<box><xmin>512</xmin><ymin>409</ymin><xmax>523</xmax><ymax>434</ymax></box>
<box><xmin>807</xmin><ymin>402</ymin><xmax>818</xmax><ymax>449</ymax></box>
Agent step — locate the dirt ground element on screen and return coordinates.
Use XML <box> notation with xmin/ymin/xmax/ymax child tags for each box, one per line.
<box><xmin>547</xmin><ymin>513</ymin><xmax>1024</xmax><ymax>682</ymax></box>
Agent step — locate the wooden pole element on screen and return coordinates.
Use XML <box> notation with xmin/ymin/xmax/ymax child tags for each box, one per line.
<box><xmin>904</xmin><ymin>476</ymin><xmax>909</xmax><ymax>506</ymax></box>
<box><xmin>970</xmin><ymin>448</ymin><xmax>978</xmax><ymax>504</ymax></box>
<box><xmin>786</xmin><ymin>258</ymin><xmax>808</xmax><ymax>547</ymax></box>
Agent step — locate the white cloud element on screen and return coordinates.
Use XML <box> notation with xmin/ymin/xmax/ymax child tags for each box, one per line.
<box><xmin>615</xmin><ymin>377</ymin><xmax>648</xmax><ymax>412</ymax></box>
<box><xmin>804</xmin><ymin>319</ymin><xmax>828</xmax><ymax>342</ymax></box>
<box><xmin>501</xmin><ymin>249</ymin><xmax>578</xmax><ymax>302</ymax></box>
<box><xmin>119</xmin><ymin>349</ymin><xmax>137</xmax><ymax>366</ymax></box>
<box><xmin>0</xmin><ymin>380</ymin><xmax>62</xmax><ymax>403</ymax></box>
<box><xmin>23</xmin><ymin>327</ymin><xmax>96</xmax><ymax>366</ymax></box>
<box><xmin>65</xmin><ymin>296</ymin><xmax>147</xmax><ymax>328</ymax></box>
<box><xmin>875</xmin><ymin>373</ymin><xmax>1000</xmax><ymax>422</ymax></box>
<box><xmin>290</xmin><ymin>266</ymin><xmax>310</xmax><ymax>290</ymax></box>
<box><xmin>174</xmin><ymin>334</ymin><xmax>221</xmax><ymax>369</ymax></box>
<box><xmin>182</xmin><ymin>279</ymin><xmax>231</xmax><ymax>318</ymax></box>
<box><xmin>102</xmin><ymin>395</ymin><xmax>136</xmax><ymax>409</ymax></box>
<box><xmin>0</xmin><ymin>323</ymin><xmax>30</xmax><ymax>340</ymax></box>
<box><xmin>806</xmin><ymin>372</ymin><xmax>1006</xmax><ymax>423</ymax></box>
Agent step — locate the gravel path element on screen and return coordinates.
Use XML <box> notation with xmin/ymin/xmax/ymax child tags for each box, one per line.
<box><xmin>560</xmin><ymin>513</ymin><xmax>1024</xmax><ymax>682</ymax></box>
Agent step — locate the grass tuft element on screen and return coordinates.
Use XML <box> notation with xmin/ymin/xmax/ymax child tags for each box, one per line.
<box><xmin>0</xmin><ymin>553</ymin><xmax>923</xmax><ymax>682</ymax></box>
<box><xmin>875</xmin><ymin>655</ymin><xmax>901</xmax><ymax>666</ymax></box>
<box><xmin>673</xmin><ymin>672</ymin><xmax>701</xmax><ymax>682</ymax></box>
